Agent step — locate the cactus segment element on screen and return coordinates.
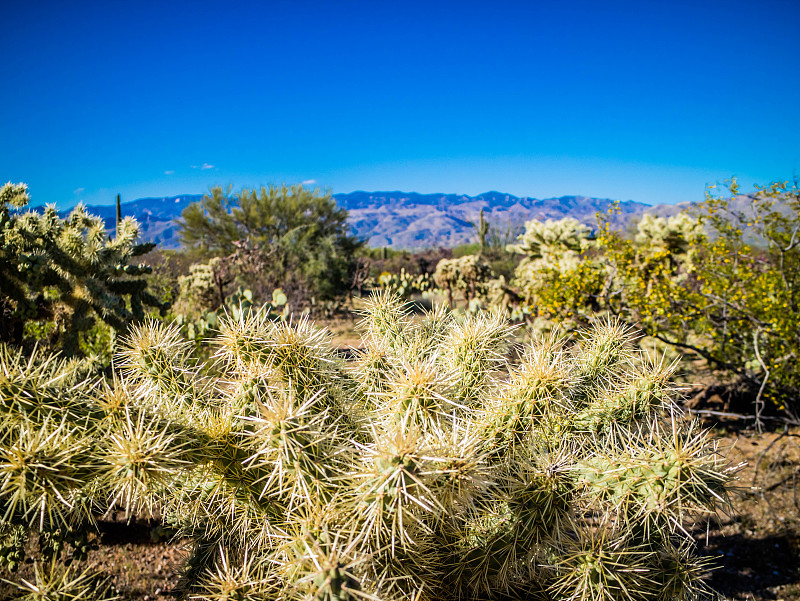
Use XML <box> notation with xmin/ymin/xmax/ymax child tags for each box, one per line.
<box><xmin>0</xmin><ymin>295</ymin><xmax>736</xmax><ymax>600</ymax></box>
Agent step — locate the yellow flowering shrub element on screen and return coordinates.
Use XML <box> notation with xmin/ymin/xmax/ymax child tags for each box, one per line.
<box><xmin>509</xmin><ymin>179</ymin><xmax>800</xmax><ymax>416</ymax></box>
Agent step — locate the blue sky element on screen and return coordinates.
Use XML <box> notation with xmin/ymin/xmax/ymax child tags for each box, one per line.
<box><xmin>2</xmin><ymin>0</ymin><xmax>799</xmax><ymax>207</ymax></box>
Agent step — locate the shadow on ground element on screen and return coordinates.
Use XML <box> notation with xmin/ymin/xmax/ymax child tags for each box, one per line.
<box><xmin>699</xmin><ymin>529</ymin><xmax>800</xmax><ymax>599</ymax></box>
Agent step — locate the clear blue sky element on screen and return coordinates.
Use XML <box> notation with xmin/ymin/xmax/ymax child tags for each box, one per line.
<box><xmin>2</xmin><ymin>0</ymin><xmax>799</xmax><ymax>207</ymax></box>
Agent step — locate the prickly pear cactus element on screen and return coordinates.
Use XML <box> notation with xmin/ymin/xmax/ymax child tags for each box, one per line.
<box><xmin>0</xmin><ymin>294</ymin><xmax>736</xmax><ymax>600</ymax></box>
<box><xmin>373</xmin><ymin>268</ymin><xmax>432</xmax><ymax>298</ymax></box>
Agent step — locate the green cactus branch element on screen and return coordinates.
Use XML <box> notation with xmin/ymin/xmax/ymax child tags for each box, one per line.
<box><xmin>0</xmin><ymin>182</ymin><xmax>168</xmax><ymax>357</ymax></box>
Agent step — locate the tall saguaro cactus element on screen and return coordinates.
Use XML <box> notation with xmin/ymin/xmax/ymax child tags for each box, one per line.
<box><xmin>115</xmin><ymin>193</ymin><xmax>122</xmax><ymax>237</ymax></box>
<box><xmin>477</xmin><ymin>208</ymin><xmax>489</xmax><ymax>255</ymax></box>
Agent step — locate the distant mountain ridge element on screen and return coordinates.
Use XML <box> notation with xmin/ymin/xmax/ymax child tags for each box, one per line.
<box><xmin>337</xmin><ymin>191</ymin><xmax>653</xmax><ymax>248</ymax></box>
<box><xmin>42</xmin><ymin>191</ymin><xmax>675</xmax><ymax>250</ymax></box>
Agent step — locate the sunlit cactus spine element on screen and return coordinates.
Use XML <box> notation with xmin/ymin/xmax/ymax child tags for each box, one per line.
<box><xmin>0</xmin><ymin>345</ymin><xmax>125</xmax><ymax>592</ymax></box>
<box><xmin>0</xmin><ymin>293</ymin><xmax>737</xmax><ymax>600</ymax></box>
<box><xmin>10</xmin><ymin>561</ymin><xmax>118</xmax><ymax>601</ymax></box>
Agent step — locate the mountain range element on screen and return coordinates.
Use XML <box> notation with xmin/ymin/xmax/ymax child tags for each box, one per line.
<box><xmin>45</xmin><ymin>191</ymin><xmax>685</xmax><ymax>250</ymax></box>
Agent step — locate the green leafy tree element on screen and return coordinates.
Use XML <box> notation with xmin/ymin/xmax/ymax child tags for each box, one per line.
<box><xmin>0</xmin><ymin>182</ymin><xmax>167</xmax><ymax>357</ymax></box>
<box><xmin>177</xmin><ymin>184</ymin><xmax>363</xmax><ymax>304</ymax></box>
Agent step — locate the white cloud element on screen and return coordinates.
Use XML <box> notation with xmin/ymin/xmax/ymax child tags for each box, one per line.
<box><xmin>201</xmin><ymin>163</ymin><xmax>214</xmax><ymax>170</ymax></box>
<box><xmin>301</xmin><ymin>179</ymin><xmax>317</xmax><ymax>186</ymax></box>
<box><xmin>73</xmin><ymin>187</ymin><xmax>85</xmax><ymax>195</ymax></box>
<box><xmin>164</xmin><ymin>170</ymin><xmax>175</xmax><ymax>175</ymax></box>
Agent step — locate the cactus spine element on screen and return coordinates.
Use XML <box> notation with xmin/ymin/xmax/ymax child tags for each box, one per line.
<box><xmin>0</xmin><ymin>295</ymin><xmax>737</xmax><ymax>600</ymax></box>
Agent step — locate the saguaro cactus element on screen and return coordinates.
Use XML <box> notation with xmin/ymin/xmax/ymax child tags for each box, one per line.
<box><xmin>477</xmin><ymin>208</ymin><xmax>489</xmax><ymax>256</ymax></box>
<box><xmin>115</xmin><ymin>193</ymin><xmax>122</xmax><ymax>237</ymax></box>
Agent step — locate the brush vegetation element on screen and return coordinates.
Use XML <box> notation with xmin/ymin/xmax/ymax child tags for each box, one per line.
<box><xmin>504</xmin><ymin>178</ymin><xmax>800</xmax><ymax>416</ymax></box>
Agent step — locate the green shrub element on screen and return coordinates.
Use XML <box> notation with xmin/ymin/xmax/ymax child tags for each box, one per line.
<box><xmin>507</xmin><ymin>178</ymin><xmax>800</xmax><ymax>417</ymax></box>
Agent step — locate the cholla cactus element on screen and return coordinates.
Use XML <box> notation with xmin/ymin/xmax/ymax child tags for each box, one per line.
<box><xmin>506</xmin><ymin>216</ymin><xmax>591</xmax><ymax>261</ymax></box>
<box><xmin>433</xmin><ymin>255</ymin><xmax>493</xmax><ymax>307</ymax></box>
<box><xmin>508</xmin><ymin>218</ymin><xmax>606</xmax><ymax>327</ymax></box>
<box><xmin>176</xmin><ymin>260</ymin><xmax>224</xmax><ymax>318</ymax></box>
<box><xmin>0</xmin><ymin>296</ymin><xmax>737</xmax><ymax>600</ymax></box>
<box><xmin>9</xmin><ymin>561</ymin><xmax>118</xmax><ymax>601</ymax></box>
<box><xmin>634</xmin><ymin>213</ymin><xmax>704</xmax><ymax>256</ymax></box>
<box><xmin>0</xmin><ymin>182</ymin><xmax>31</xmax><ymax>208</ymax></box>
<box><xmin>175</xmin><ymin>285</ymin><xmax>288</xmax><ymax>350</ymax></box>
<box><xmin>0</xmin><ymin>182</ymin><xmax>167</xmax><ymax>357</ymax></box>
<box><xmin>628</xmin><ymin>213</ymin><xmax>706</xmax><ymax>289</ymax></box>
<box><xmin>0</xmin><ymin>345</ymin><xmax>120</xmax><ymax>589</ymax></box>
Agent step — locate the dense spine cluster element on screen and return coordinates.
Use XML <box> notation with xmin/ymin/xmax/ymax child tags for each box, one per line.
<box><xmin>0</xmin><ymin>293</ymin><xmax>736</xmax><ymax>600</ymax></box>
<box><xmin>0</xmin><ymin>182</ymin><xmax>167</xmax><ymax>357</ymax></box>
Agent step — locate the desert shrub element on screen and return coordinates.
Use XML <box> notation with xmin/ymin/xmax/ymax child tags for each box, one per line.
<box><xmin>508</xmin><ymin>179</ymin><xmax>800</xmax><ymax>417</ymax></box>
<box><xmin>0</xmin><ymin>295</ymin><xmax>737</xmax><ymax>600</ymax></box>
<box><xmin>659</xmin><ymin>180</ymin><xmax>800</xmax><ymax>416</ymax></box>
<box><xmin>366</xmin><ymin>247</ymin><xmax>452</xmax><ymax>276</ymax></box>
<box><xmin>177</xmin><ymin>184</ymin><xmax>364</xmax><ymax>305</ymax></box>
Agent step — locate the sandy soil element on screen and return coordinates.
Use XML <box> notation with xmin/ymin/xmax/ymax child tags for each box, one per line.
<box><xmin>696</xmin><ymin>424</ymin><xmax>800</xmax><ymax>600</ymax></box>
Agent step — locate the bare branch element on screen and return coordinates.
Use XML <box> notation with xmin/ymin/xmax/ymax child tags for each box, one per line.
<box><xmin>752</xmin><ymin>328</ymin><xmax>770</xmax><ymax>432</ymax></box>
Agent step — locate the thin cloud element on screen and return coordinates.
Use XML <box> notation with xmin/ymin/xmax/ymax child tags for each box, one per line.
<box><xmin>164</xmin><ymin>170</ymin><xmax>175</xmax><ymax>175</ymax></box>
<box><xmin>302</xmin><ymin>179</ymin><xmax>317</xmax><ymax>186</ymax></box>
<box><xmin>73</xmin><ymin>187</ymin><xmax>85</xmax><ymax>195</ymax></box>
<box><xmin>201</xmin><ymin>163</ymin><xmax>214</xmax><ymax>170</ymax></box>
